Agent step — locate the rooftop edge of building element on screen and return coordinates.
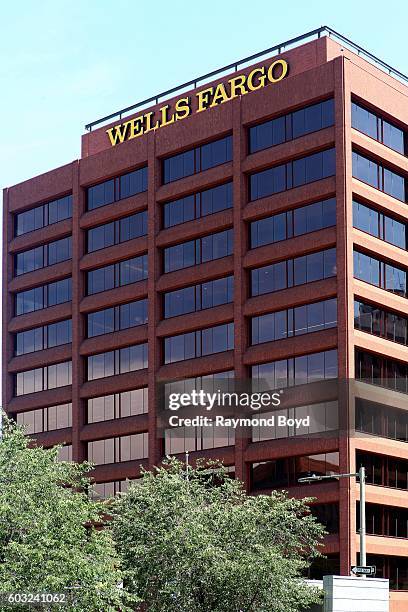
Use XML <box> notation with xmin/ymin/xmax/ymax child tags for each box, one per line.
<box><xmin>4</xmin><ymin>26</ymin><xmax>408</xmax><ymax>196</ymax></box>
<box><xmin>80</xmin><ymin>29</ymin><xmax>408</xmax><ymax>159</ymax></box>
<box><xmin>84</xmin><ymin>26</ymin><xmax>408</xmax><ymax>134</ymax></box>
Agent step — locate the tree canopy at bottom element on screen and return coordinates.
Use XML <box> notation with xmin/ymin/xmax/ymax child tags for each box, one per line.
<box><xmin>0</xmin><ymin>416</ymin><xmax>132</xmax><ymax>611</ymax></box>
<box><xmin>112</xmin><ymin>458</ymin><xmax>324</xmax><ymax>612</ymax></box>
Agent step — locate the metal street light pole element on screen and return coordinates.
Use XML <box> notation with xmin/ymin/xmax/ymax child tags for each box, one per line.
<box><xmin>359</xmin><ymin>465</ymin><xmax>366</xmax><ymax>567</ymax></box>
<box><xmin>185</xmin><ymin>451</ymin><xmax>190</xmax><ymax>482</ymax></box>
<box><xmin>298</xmin><ymin>466</ymin><xmax>366</xmax><ymax>573</ymax></box>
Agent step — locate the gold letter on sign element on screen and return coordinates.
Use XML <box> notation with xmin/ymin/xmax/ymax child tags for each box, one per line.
<box><xmin>128</xmin><ymin>117</ymin><xmax>144</xmax><ymax>140</ymax></box>
<box><xmin>106</xmin><ymin>122</ymin><xmax>131</xmax><ymax>146</ymax></box>
<box><xmin>267</xmin><ymin>59</ymin><xmax>289</xmax><ymax>83</ymax></box>
<box><xmin>196</xmin><ymin>87</ymin><xmax>213</xmax><ymax>112</ymax></box>
<box><xmin>144</xmin><ymin>111</ymin><xmax>159</xmax><ymax>134</ymax></box>
<box><xmin>160</xmin><ymin>105</ymin><xmax>176</xmax><ymax>127</ymax></box>
<box><xmin>228</xmin><ymin>74</ymin><xmax>248</xmax><ymax>99</ymax></box>
<box><xmin>210</xmin><ymin>82</ymin><xmax>230</xmax><ymax>107</ymax></box>
<box><xmin>107</xmin><ymin>59</ymin><xmax>289</xmax><ymax>146</ymax></box>
<box><xmin>175</xmin><ymin>97</ymin><xmax>191</xmax><ymax>120</ymax></box>
<box><xmin>247</xmin><ymin>67</ymin><xmax>267</xmax><ymax>91</ymax></box>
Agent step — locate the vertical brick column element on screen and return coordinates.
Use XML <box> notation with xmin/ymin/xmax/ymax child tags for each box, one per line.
<box><xmin>71</xmin><ymin>161</ymin><xmax>86</xmax><ymax>462</ymax></box>
<box><xmin>342</xmin><ymin>59</ymin><xmax>358</xmax><ymax>574</ymax></box>
<box><xmin>2</xmin><ymin>189</ymin><xmax>14</xmax><ymax>413</ymax></box>
<box><xmin>333</xmin><ymin>55</ymin><xmax>354</xmax><ymax>575</ymax></box>
<box><xmin>147</xmin><ymin>133</ymin><xmax>162</xmax><ymax>468</ymax></box>
<box><xmin>232</xmin><ymin>97</ymin><xmax>250</xmax><ymax>487</ymax></box>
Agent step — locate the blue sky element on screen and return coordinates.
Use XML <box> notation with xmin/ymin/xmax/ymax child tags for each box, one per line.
<box><xmin>0</xmin><ymin>0</ymin><xmax>407</xmax><ymax>190</ymax></box>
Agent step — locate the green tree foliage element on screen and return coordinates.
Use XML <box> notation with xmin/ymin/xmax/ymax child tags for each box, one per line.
<box><xmin>112</xmin><ymin>457</ymin><xmax>324</xmax><ymax>612</ymax></box>
<box><xmin>0</xmin><ymin>416</ymin><xmax>133</xmax><ymax>611</ymax></box>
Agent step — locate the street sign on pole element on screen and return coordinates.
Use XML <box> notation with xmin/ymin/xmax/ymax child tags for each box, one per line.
<box><xmin>351</xmin><ymin>566</ymin><xmax>376</xmax><ymax>576</ymax></box>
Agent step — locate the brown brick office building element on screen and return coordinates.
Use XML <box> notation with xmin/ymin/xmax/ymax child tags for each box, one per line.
<box><xmin>2</xmin><ymin>28</ymin><xmax>408</xmax><ymax>608</ymax></box>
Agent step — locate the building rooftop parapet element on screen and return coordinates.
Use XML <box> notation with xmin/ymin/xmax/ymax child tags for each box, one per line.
<box><xmin>84</xmin><ymin>25</ymin><xmax>408</xmax><ymax>132</ymax></box>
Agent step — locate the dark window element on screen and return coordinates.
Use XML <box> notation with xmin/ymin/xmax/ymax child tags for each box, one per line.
<box><xmin>164</xmin><ymin>276</ymin><xmax>233</xmax><ymax>318</ymax></box>
<box><xmin>15</xmin><ymin>246</ymin><xmax>43</xmax><ymax>276</ymax></box>
<box><xmin>165</xmin><ymin>285</ymin><xmax>195</xmax><ymax>318</ymax></box>
<box><xmin>87</xmin><ymin>254</ymin><xmax>148</xmax><ymax>295</ymax></box>
<box><xmin>351</xmin><ymin>103</ymin><xmax>378</xmax><ymax>139</ymax></box>
<box><xmin>164</xmin><ymin>322</ymin><xmax>234</xmax><ymax>364</ymax></box>
<box><xmin>87</xmin><ymin>308</ymin><xmax>115</xmax><ymax>337</ymax></box>
<box><xmin>119</xmin><ymin>211</ymin><xmax>147</xmax><ymax>242</ymax></box>
<box><xmin>165</xmin><ymin>426</ymin><xmax>235</xmax><ymax>454</ymax></box>
<box><xmin>15</xmin><ymin>195</ymin><xmax>72</xmax><ymax>237</ymax></box>
<box><xmin>201</xmin><ymin>137</ymin><xmax>232</xmax><ymax>171</ymax></box>
<box><xmin>16</xmin><ymin>403</ymin><xmax>72</xmax><ymax>434</ymax></box>
<box><xmin>57</xmin><ymin>445</ymin><xmax>72</xmax><ymax>461</ymax></box>
<box><xmin>354</xmin><ymin>300</ymin><xmax>408</xmax><ymax>346</ymax></box>
<box><xmin>47</xmin><ymin>319</ymin><xmax>72</xmax><ymax>348</ymax></box>
<box><xmin>352</xmin><ymin>151</ymin><xmax>407</xmax><ymax>202</ymax></box>
<box><xmin>119</xmin><ymin>168</ymin><xmax>148</xmax><ymax>200</ymax></box>
<box><xmin>352</xmin><ymin>101</ymin><xmax>406</xmax><ymax>156</ymax></box>
<box><xmin>383</xmin><ymin>120</ymin><xmax>406</xmax><ymax>155</ymax></box>
<box><xmin>119</xmin><ymin>256</ymin><xmax>148</xmax><ymax>286</ymax></box>
<box><xmin>249</xmin><ymin>148</ymin><xmax>335</xmax><ymax>201</ymax></box>
<box><xmin>357</xmin><ymin>451</ymin><xmax>408</xmax><ymax>492</ymax></box>
<box><xmin>249</xmin><ymin>162</ymin><xmax>286</xmax><ymax>201</ymax></box>
<box><xmin>164</xmin><ymin>229</ymin><xmax>233</xmax><ymax>273</ymax></box>
<box><xmin>88</xmin><ymin>433</ymin><xmax>148</xmax><ymax>465</ymax></box>
<box><xmin>87</xmin><ymin>211</ymin><xmax>147</xmax><ymax>252</ymax></box>
<box><xmin>119</xmin><ymin>300</ymin><xmax>148</xmax><ymax>330</ymax></box>
<box><xmin>164</xmin><ymin>194</ymin><xmax>195</xmax><ymax>227</ymax></box>
<box><xmin>356</xmin><ymin>398</ymin><xmax>408</xmax><ymax>443</ymax></box>
<box><xmin>164</xmin><ymin>373</ymin><xmax>235</xmax><ymax>454</ymax></box>
<box><xmin>15</xmin><ymin>319</ymin><xmax>72</xmax><ymax>355</ymax></box>
<box><xmin>163</xmin><ymin>182</ymin><xmax>233</xmax><ymax>228</ymax></box>
<box><xmin>47</xmin><ymin>278</ymin><xmax>72</xmax><ymax>307</ymax></box>
<box><xmin>15</xmin><ymin>361</ymin><xmax>72</xmax><ymax>396</ymax></box>
<box><xmin>294</xmin><ymin>198</ymin><xmax>336</xmax><ymax>235</ymax></box>
<box><xmin>355</xmin><ymin>350</ymin><xmax>408</xmax><ymax>394</ymax></box>
<box><xmin>87</xmin><ymin>222</ymin><xmax>115</xmax><ymax>252</ymax></box>
<box><xmin>310</xmin><ymin>503</ymin><xmax>339</xmax><ymax>534</ymax></box>
<box><xmin>307</xmin><ymin>555</ymin><xmax>340</xmax><ymax>581</ymax></box>
<box><xmin>87</xmin><ymin>166</ymin><xmax>147</xmax><ymax>211</ymax></box>
<box><xmin>292</xmin><ymin>99</ymin><xmax>334</xmax><ymax>138</ymax></box>
<box><xmin>251</xmin><ymin>452</ymin><xmax>340</xmax><ymax>491</ymax></box>
<box><xmin>88</xmin><ymin>180</ymin><xmax>114</xmax><ymax>210</ymax></box>
<box><xmin>87</xmin><ymin>343</ymin><xmax>148</xmax><ymax>380</ymax></box>
<box><xmin>364</xmin><ymin>554</ymin><xmax>408</xmax><ymax>591</ymax></box>
<box><xmin>164</xmin><ymin>371</ymin><xmax>236</xmax><ymax>449</ymax></box>
<box><xmin>87</xmin><ymin>387</ymin><xmax>148</xmax><ymax>423</ymax></box>
<box><xmin>251</xmin><ymin>247</ymin><xmax>336</xmax><ymax>297</ymax></box>
<box><xmin>353</xmin><ymin>200</ymin><xmax>381</xmax><ymax>239</ymax></box>
<box><xmin>352</xmin><ymin>151</ymin><xmax>379</xmax><ymax>189</ymax></box>
<box><xmin>251</xmin><ymin>298</ymin><xmax>337</xmax><ymax>345</ymax></box>
<box><xmin>93</xmin><ymin>480</ymin><xmax>138</xmax><ymax>498</ymax></box>
<box><xmin>252</xmin><ymin>400</ymin><xmax>338</xmax><ymax>443</ymax></box>
<box><xmin>251</xmin><ymin>349</ymin><xmax>338</xmax><ymax>389</ymax></box>
<box><xmin>293</xmin><ymin>149</ymin><xmax>336</xmax><ymax>187</ymax></box>
<box><xmin>384</xmin><ymin>214</ymin><xmax>407</xmax><ymax>250</ymax></box>
<box><xmin>87</xmin><ymin>299</ymin><xmax>147</xmax><ymax>337</ymax></box>
<box><xmin>15</xmin><ymin>278</ymin><xmax>72</xmax><ymax>316</ymax></box>
<box><xmin>353</xmin><ymin>249</ymin><xmax>407</xmax><ymax>299</ymax></box>
<box><xmin>250</xmin><ymin>197</ymin><xmax>336</xmax><ymax>248</ymax></box>
<box><xmin>16</xmin><ymin>287</ymin><xmax>44</xmax><ymax>315</ymax></box>
<box><xmin>163</xmin><ymin>136</ymin><xmax>232</xmax><ymax>184</ymax></box>
<box><xmin>87</xmin><ymin>265</ymin><xmax>115</xmax><ymax>295</ymax></box>
<box><xmin>15</xmin><ymin>237</ymin><xmax>72</xmax><ymax>276</ymax></box>
<box><xmin>249</xmin><ymin>99</ymin><xmax>334</xmax><ymax>153</ymax></box>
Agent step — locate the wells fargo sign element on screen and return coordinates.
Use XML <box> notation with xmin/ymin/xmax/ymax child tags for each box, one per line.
<box><xmin>106</xmin><ymin>59</ymin><xmax>289</xmax><ymax>147</ymax></box>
